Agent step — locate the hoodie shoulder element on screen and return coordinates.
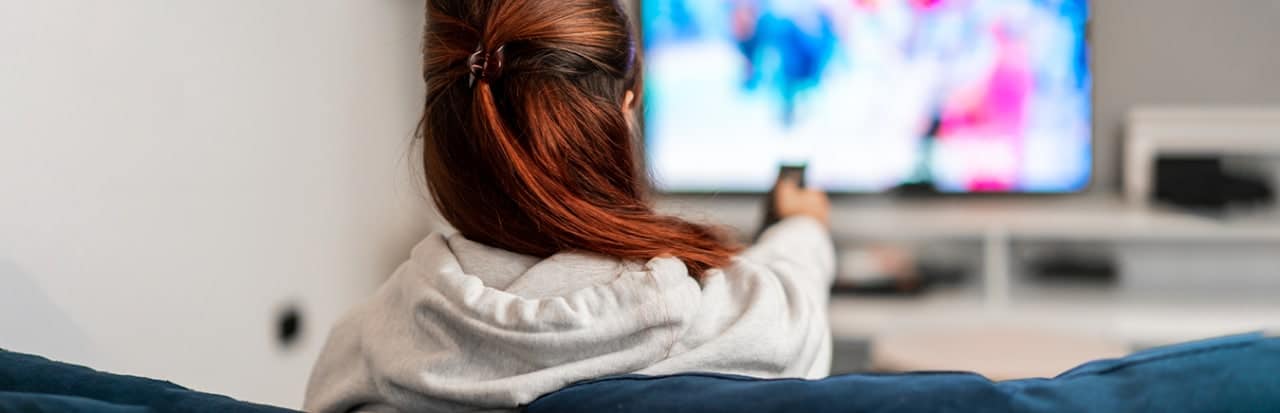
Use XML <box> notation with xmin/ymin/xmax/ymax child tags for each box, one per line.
<box><xmin>307</xmin><ymin>233</ymin><xmax>705</xmax><ymax>412</ymax></box>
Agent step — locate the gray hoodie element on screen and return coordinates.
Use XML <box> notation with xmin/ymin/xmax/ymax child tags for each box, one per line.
<box><xmin>304</xmin><ymin>217</ymin><xmax>835</xmax><ymax>413</ymax></box>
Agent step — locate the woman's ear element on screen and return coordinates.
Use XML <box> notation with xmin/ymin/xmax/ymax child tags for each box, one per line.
<box><xmin>623</xmin><ymin>90</ymin><xmax>636</xmax><ymax>112</ymax></box>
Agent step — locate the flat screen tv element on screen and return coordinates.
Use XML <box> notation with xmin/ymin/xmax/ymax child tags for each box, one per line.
<box><xmin>642</xmin><ymin>0</ymin><xmax>1092</xmax><ymax>194</ymax></box>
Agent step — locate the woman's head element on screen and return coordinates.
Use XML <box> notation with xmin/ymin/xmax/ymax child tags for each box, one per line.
<box><xmin>420</xmin><ymin>0</ymin><xmax>739</xmax><ymax>276</ymax></box>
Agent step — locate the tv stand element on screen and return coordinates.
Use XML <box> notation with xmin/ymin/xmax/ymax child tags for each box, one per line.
<box><xmin>657</xmin><ymin>194</ymin><xmax>1280</xmax><ymax>344</ymax></box>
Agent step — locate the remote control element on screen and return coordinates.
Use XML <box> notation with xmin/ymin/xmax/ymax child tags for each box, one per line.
<box><xmin>756</xmin><ymin>164</ymin><xmax>807</xmax><ymax>241</ymax></box>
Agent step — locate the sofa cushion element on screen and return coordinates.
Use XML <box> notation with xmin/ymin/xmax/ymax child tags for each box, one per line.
<box><xmin>0</xmin><ymin>350</ymin><xmax>297</xmax><ymax>413</ymax></box>
<box><xmin>526</xmin><ymin>332</ymin><xmax>1280</xmax><ymax>413</ymax></box>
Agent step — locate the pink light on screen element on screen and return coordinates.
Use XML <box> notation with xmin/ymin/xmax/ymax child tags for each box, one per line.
<box><xmin>909</xmin><ymin>0</ymin><xmax>947</xmax><ymax>11</ymax></box>
<box><xmin>938</xmin><ymin>22</ymin><xmax>1032</xmax><ymax>191</ymax></box>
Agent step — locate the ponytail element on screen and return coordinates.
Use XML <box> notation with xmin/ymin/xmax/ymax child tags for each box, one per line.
<box><xmin>421</xmin><ymin>0</ymin><xmax>740</xmax><ymax>277</ymax></box>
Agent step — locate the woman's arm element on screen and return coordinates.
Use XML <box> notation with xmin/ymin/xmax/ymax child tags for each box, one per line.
<box><xmin>742</xmin><ymin>178</ymin><xmax>836</xmax><ymax>297</ymax></box>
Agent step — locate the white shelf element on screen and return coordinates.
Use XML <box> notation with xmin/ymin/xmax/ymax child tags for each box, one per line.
<box><xmin>661</xmin><ymin>194</ymin><xmax>1280</xmax><ymax>332</ymax></box>
<box><xmin>828</xmin><ymin>285</ymin><xmax>1280</xmax><ymax>346</ymax></box>
<box><xmin>658</xmin><ymin>195</ymin><xmax>1280</xmax><ymax>243</ymax></box>
<box><xmin>1125</xmin><ymin>106</ymin><xmax>1280</xmax><ymax>205</ymax></box>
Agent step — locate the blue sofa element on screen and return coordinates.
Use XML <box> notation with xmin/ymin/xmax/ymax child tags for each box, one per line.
<box><xmin>526</xmin><ymin>332</ymin><xmax>1280</xmax><ymax>413</ymax></box>
<box><xmin>3</xmin><ymin>332</ymin><xmax>1278</xmax><ymax>412</ymax></box>
<box><xmin>0</xmin><ymin>350</ymin><xmax>295</xmax><ymax>413</ymax></box>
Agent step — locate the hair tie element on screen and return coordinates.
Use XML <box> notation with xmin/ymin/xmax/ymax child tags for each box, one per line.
<box><xmin>468</xmin><ymin>44</ymin><xmax>506</xmax><ymax>88</ymax></box>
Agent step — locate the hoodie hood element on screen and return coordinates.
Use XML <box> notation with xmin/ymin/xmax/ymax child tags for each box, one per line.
<box><xmin>307</xmin><ymin>233</ymin><xmax>705</xmax><ymax>412</ymax></box>
<box><xmin>306</xmin><ymin>217</ymin><xmax>836</xmax><ymax>413</ymax></box>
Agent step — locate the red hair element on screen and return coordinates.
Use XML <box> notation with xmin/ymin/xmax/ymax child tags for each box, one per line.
<box><xmin>419</xmin><ymin>0</ymin><xmax>740</xmax><ymax>276</ymax></box>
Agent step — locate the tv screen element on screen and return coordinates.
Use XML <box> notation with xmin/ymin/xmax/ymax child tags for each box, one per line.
<box><xmin>642</xmin><ymin>0</ymin><xmax>1092</xmax><ymax>193</ymax></box>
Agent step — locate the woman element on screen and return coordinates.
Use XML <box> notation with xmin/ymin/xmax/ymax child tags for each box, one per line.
<box><xmin>305</xmin><ymin>1</ymin><xmax>835</xmax><ymax>412</ymax></box>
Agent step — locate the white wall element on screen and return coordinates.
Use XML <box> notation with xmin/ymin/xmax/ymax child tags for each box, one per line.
<box><xmin>0</xmin><ymin>0</ymin><xmax>433</xmax><ymax>408</ymax></box>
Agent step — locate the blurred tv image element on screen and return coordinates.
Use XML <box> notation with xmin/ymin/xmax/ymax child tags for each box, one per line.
<box><xmin>643</xmin><ymin>0</ymin><xmax>1092</xmax><ymax>193</ymax></box>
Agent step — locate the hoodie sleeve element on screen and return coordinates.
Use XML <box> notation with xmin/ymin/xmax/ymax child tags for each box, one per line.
<box><xmin>740</xmin><ymin>216</ymin><xmax>837</xmax><ymax>303</ymax></box>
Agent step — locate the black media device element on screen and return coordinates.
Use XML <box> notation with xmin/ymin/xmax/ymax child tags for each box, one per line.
<box><xmin>757</xmin><ymin>164</ymin><xmax>808</xmax><ymax>240</ymax></box>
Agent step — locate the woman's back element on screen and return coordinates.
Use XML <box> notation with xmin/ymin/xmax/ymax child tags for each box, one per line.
<box><xmin>305</xmin><ymin>217</ymin><xmax>834</xmax><ymax>412</ymax></box>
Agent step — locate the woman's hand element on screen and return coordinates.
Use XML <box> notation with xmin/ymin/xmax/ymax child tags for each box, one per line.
<box><xmin>774</xmin><ymin>177</ymin><xmax>831</xmax><ymax>227</ymax></box>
